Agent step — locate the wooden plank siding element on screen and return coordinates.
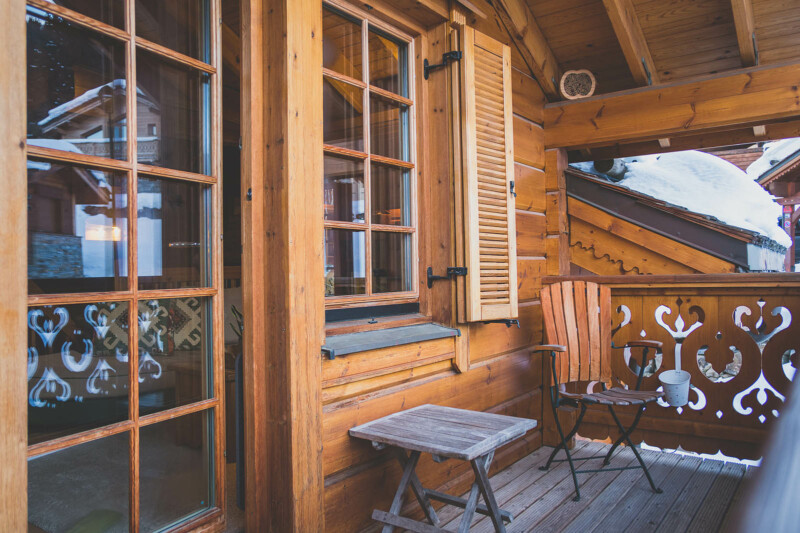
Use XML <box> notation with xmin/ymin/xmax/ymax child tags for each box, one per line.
<box><xmin>321</xmin><ymin>17</ymin><xmax>548</xmax><ymax>531</ymax></box>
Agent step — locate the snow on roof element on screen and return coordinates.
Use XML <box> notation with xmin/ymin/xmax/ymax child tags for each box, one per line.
<box><xmin>26</xmin><ymin>138</ymin><xmax>110</xmax><ymax>190</ymax></box>
<box><xmin>38</xmin><ymin>79</ymin><xmax>150</xmax><ymax>128</ymax></box>
<box><xmin>746</xmin><ymin>138</ymin><xmax>800</xmax><ymax>179</ymax></box>
<box><xmin>572</xmin><ymin>150</ymin><xmax>792</xmax><ymax>248</ymax></box>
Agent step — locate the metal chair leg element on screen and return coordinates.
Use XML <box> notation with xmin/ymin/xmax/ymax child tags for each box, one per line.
<box><xmin>607</xmin><ymin>405</ymin><xmax>662</xmax><ymax>494</ymax></box>
<box><xmin>545</xmin><ymin>399</ymin><xmax>586</xmax><ymax>501</ymax></box>
<box><xmin>603</xmin><ymin>405</ymin><xmax>645</xmax><ymax>466</ymax></box>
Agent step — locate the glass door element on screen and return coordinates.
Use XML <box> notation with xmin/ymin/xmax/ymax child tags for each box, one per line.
<box><xmin>25</xmin><ymin>0</ymin><xmax>224</xmax><ymax>530</ymax></box>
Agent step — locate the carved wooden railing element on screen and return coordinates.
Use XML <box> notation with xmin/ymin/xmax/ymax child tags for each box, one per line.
<box><xmin>543</xmin><ymin>274</ymin><xmax>800</xmax><ymax>460</ymax></box>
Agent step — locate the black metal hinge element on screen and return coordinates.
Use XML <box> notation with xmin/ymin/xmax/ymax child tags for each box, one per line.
<box><xmin>423</xmin><ymin>51</ymin><xmax>462</xmax><ymax>80</ymax></box>
<box><xmin>481</xmin><ymin>319</ymin><xmax>520</xmax><ymax>328</ymax></box>
<box><xmin>510</xmin><ymin>180</ymin><xmax>517</xmax><ymax>198</ymax></box>
<box><xmin>427</xmin><ymin>266</ymin><xmax>467</xmax><ymax>288</ymax></box>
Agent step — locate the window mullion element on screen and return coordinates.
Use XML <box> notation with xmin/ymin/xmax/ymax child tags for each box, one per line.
<box><xmin>363</xmin><ymin>18</ymin><xmax>372</xmax><ymax>297</ymax></box>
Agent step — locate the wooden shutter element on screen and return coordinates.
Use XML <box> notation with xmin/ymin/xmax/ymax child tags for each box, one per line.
<box><xmin>458</xmin><ymin>28</ymin><xmax>517</xmax><ymax>322</ymax></box>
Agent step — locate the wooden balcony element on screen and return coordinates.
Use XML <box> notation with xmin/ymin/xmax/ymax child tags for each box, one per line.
<box><xmin>424</xmin><ymin>440</ymin><xmax>750</xmax><ymax>533</ymax></box>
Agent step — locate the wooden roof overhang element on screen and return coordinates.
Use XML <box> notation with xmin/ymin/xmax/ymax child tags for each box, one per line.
<box><xmin>565</xmin><ymin>168</ymin><xmax>777</xmax><ymax>270</ymax></box>
<box><xmin>757</xmin><ymin>148</ymin><xmax>800</xmax><ymax>201</ymax></box>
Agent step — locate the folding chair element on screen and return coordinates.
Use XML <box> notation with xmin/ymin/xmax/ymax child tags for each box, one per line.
<box><xmin>533</xmin><ymin>281</ymin><xmax>664</xmax><ymax>501</ymax></box>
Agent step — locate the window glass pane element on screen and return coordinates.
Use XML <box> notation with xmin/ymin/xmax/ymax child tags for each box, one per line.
<box><xmin>136</xmin><ymin>0</ymin><xmax>210</xmax><ymax>62</ymax></box>
<box><xmin>27</xmin><ymin>6</ymin><xmax>127</xmax><ymax>160</ymax></box>
<box><xmin>323</xmin><ymin>80</ymin><xmax>364</xmax><ymax>152</ymax></box>
<box><xmin>138</xmin><ymin>176</ymin><xmax>208</xmax><ymax>290</ymax></box>
<box><xmin>45</xmin><ymin>0</ymin><xmax>125</xmax><ymax>28</ymax></box>
<box><xmin>140</xmin><ymin>410</ymin><xmax>213</xmax><ymax>531</ymax></box>
<box><xmin>370</xmin><ymin>95</ymin><xmax>408</xmax><ymax>161</ymax></box>
<box><xmin>369</xmin><ymin>30</ymin><xmax>406</xmax><ymax>97</ymax></box>
<box><xmin>28</xmin><ymin>432</ymin><xmax>130</xmax><ymax>532</ymax></box>
<box><xmin>325</xmin><ymin>155</ymin><xmax>364</xmax><ymax>223</ymax></box>
<box><xmin>136</xmin><ymin>50</ymin><xmax>210</xmax><ymax>174</ymax></box>
<box><xmin>139</xmin><ymin>298</ymin><xmax>212</xmax><ymax>416</ymax></box>
<box><xmin>28</xmin><ymin>160</ymin><xmax>128</xmax><ymax>294</ymax></box>
<box><xmin>372</xmin><ymin>231</ymin><xmax>411</xmax><ymax>293</ymax></box>
<box><xmin>371</xmin><ymin>163</ymin><xmax>410</xmax><ymax>226</ymax></box>
<box><xmin>322</xmin><ymin>8</ymin><xmax>362</xmax><ymax>80</ymax></box>
<box><xmin>325</xmin><ymin>229</ymin><xmax>365</xmax><ymax>296</ymax></box>
<box><xmin>27</xmin><ymin>302</ymin><xmax>130</xmax><ymax>445</ymax></box>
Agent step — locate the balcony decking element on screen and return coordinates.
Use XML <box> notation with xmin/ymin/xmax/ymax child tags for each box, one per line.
<box><xmin>429</xmin><ymin>439</ymin><xmax>752</xmax><ymax>533</ymax></box>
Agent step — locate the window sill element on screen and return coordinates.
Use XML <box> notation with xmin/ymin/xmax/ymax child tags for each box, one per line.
<box><xmin>321</xmin><ymin>323</ymin><xmax>460</xmax><ymax>360</ymax></box>
<box><xmin>325</xmin><ymin>313</ymin><xmax>429</xmax><ymax>336</ymax></box>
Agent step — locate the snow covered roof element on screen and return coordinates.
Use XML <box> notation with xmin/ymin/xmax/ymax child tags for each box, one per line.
<box><xmin>37</xmin><ymin>79</ymin><xmax>151</xmax><ymax>128</ymax></box>
<box><xmin>571</xmin><ymin>150</ymin><xmax>792</xmax><ymax>248</ymax></box>
<box><xmin>26</xmin><ymin>139</ymin><xmax>110</xmax><ymax>190</ymax></box>
<box><xmin>746</xmin><ymin>138</ymin><xmax>800</xmax><ymax>180</ymax></box>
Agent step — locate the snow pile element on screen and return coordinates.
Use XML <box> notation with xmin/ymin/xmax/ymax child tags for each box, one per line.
<box><xmin>572</xmin><ymin>150</ymin><xmax>792</xmax><ymax>248</ymax></box>
<box><xmin>746</xmin><ymin>138</ymin><xmax>800</xmax><ymax>179</ymax></box>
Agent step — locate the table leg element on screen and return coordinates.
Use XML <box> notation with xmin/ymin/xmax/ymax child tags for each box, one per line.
<box><xmin>457</xmin><ymin>451</ymin><xmax>495</xmax><ymax>533</ymax></box>
<box><xmin>395</xmin><ymin>449</ymin><xmax>441</xmax><ymax>527</ymax></box>
<box><xmin>382</xmin><ymin>450</ymin><xmax>421</xmax><ymax>533</ymax></box>
<box><xmin>472</xmin><ymin>452</ymin><xmax>506</xmax><ymax>533</ymax></box>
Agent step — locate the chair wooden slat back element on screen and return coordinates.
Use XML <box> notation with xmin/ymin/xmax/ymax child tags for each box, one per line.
<box><xmin>541</xmin><ymin>281</ymin><xmax>612</xmax><ymax>385</ymax></box>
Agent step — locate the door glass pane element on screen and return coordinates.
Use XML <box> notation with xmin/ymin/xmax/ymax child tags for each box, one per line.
<box><xmin>28</xmin><ymin>160</ymin><xmax>128</xmax><ymax>294</ymax></box>
<box><xmin>140</xmin><ymin>410</ymin><xmax>213</xmax><ymax>531</ymax></box>
<box><xmin>322</xmin><ymin>8</ymin><xmax>362</xmax><ymax>80</ymax></box>
<box><xmin>138</xmin><ymin>176</ymin><xmax>209</xmax><ymax>290</ymax></box>
<box><xmin>27</xmin><ymin>6</ymin><xmax>127</xmax><ymax>160</ymax></box>
<box><xmin>139</xmin><ymin>298</ymin><xmax>212</xmax><ymax>416</ymax></box>
<box><xmin>371</xmin><ymin>163</ymin><xmax>410</xmax><ymax>226</ymax></box>
<box><xmin>28</xmin><ymin>432</ymin><xmax>130</xmax><ymax>532</ymax></box>
<box><xmin>370</xmin><ymin>94</ymin><xmax>408</xmax><ymax>161</ymax></box>
<box><xmin>325</xmin><ymin>155</ymin><xmax>364</xmax><ymax>223</ymax></box>
<box><xmin>136</xmin><ymin>50</ymin><xmax>210</xmax><ymax>174</ymax></box>
<box><xmin>28</xmin><ymin>302</ymin><xmax>130</xmax><ymax>445</ymax></box>
<box><xmin>136</xmin><ymin>0</ymin><xmax>210</xmax><ymax>62</ymax></box>
<box><xmin>324</xmin><ymin>229</ymin><xmax>365</xmax><ymax>296</ymax></box>
<box><xmin>44</xmin><ymin>0</ymin><xmax>126</xmax><ymax>29</ymax></box>
<box><xmin>369</xmin><ymin>30</ymin><xmax>407</xmax><ymax>97</ymax></box>
<box><xmin>323</xmin><ymin>79</ymin><xmax>364</xmax><ymax>152</ymax></box>
<box><xmin>372</xmin><ymin>231</ymin><xmax>411</xmax><ymax>293</ymax></box>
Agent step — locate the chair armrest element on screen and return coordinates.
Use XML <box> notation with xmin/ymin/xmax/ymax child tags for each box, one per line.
<box><xmin>532</xmin><ymin>344</ymin><xmax>567</xmax><ymax>353</ymax></box>
<box><xmin>625</xmin><ymin>340</ymin><xmax>663</xmax><ymax>349</ymax></box>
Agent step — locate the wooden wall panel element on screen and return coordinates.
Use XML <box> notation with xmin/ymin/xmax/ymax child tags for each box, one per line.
<box><xmin>515</xmin><ymin>163</ymin><xmax>547</xmax><ymax>213</ymax></box>
<box><xmin>517</xmin><ymin>211</ymin><xmax>547</xmax><ymax>256</ymax></box>
<box><xmin>512</xmin><ymin>67</ymin><xmax>545</xmax><ymax>123</ymax></box>
<box><xmin>518</xmin><ymin>258</ymin><xmax>546</xmax><ymax>302</ymax></box>
<box><xmin>513</xmin><ymin>116</ymin><xmax>545</xmax><ymax>169</ymax></box>
<box><xmin>0</xmin><ymin>1</ymin><xmax>27</xmax><ymax>530</ymax></box>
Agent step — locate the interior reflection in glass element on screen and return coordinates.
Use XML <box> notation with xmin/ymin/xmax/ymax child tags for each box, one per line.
<box><xmin>28</xmin><ymin>160</ymin><xmax>128</xmax><ymax>294</ymax></box>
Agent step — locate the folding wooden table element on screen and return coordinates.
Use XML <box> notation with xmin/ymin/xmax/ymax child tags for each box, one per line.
<box><xmin>349</xmin><ymin>404</ymin><xmax>537</xmax><ymax>532</ymax></box>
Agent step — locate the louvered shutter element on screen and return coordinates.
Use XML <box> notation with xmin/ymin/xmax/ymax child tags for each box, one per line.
<box><xmin>458</xmin><ymin>28</ymin><xmax>517</xmax><ymax>322</ymax></box>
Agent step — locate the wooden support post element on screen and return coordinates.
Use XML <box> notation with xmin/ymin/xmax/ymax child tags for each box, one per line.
<box><xmin>731</xmin><ymin>0</ymin><xmax>757</xmax><ymax>67</ymax></box>
<box><xmin>241</xmin><ymin>0</ymin><xmax>325</xmax><ymax>531</ymax></box>
<box><xmin>0</xmin><ymin>1</ymin><xmax>27</xmax><ymax>531</ymax></box>
<box><xmin>602</xmin><ymin>0</ymin><xmax>659</xmax><ymax>86</ymax></box>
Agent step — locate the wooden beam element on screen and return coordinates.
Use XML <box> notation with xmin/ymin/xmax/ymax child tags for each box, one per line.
<box><xmin>731</xmin><ymin>0</ymin><xmax>757</xmax><ymax>67</ymax></box>
<box><xmin>492</xmin><ymin>0</ymin><xmax>561</xmax><ymax>100</ymax></box>
<box><xmin>545</xmin><ymin>62</ymin><xmax>800</xmax><ymax>149</ymax></box>
<box><xmin>602</xmin><ymin>0</ymin><xmax>659</xmax><ymax>86</ymax></box>
<box><xmin>241</xmin><ymin>0</ymin><xmax>325</xmax><ymax>531</ymax></box>
<box><xmin>570</xmin><ymin>118</ymin><xmax>800</xmax><ymax>162</ymax></box>
<box><xmin>221</xmin><ymin>21</ymin><xmax>241</xmax><ymax>77</ymax></box>
<box><xmin>0</xmin><ymin>1</ymin><xmax>27</xmax><ymax>531</ymax></box>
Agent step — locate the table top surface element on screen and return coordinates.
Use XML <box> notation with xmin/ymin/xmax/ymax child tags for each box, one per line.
<box><xmin>349</xmin><ymin>404</ymin><xmax>537</xmax><ymax>461</ymax></box>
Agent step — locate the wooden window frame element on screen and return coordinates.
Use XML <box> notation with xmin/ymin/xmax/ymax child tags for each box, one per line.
<box><xmin>323</xmin><ymin>0</ymin><xmax>420</xmax><ymax>310</ymax></box>
<box><xmin>23</xmin><ymin>1</ymin><xmax>226</xmax><ymax>531</ymax></box>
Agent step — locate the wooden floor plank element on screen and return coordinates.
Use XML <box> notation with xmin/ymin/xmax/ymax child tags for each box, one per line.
<box><xmin>533</xmin><ymin>446</ymin><xmax>640</xmax><ymax>533</ymax></box>
<box><xmin>623</xmin><ymin>454</ymin><xmax>703</xmax><ymax>532</ymax></box>
<box><xmin>581</xmin><ymin>450</ymin><xmax>684</xmax><ymax>533</ymax></box>
<box><xmin>686</xmin><ymin>461</ymin><xmax>747</xmax><ymax>533</ymax></box>
<box><xmin>717</xmin><ymin>464</ymin><xmax>756</xmax><ymax>532</ymax></box>
<box><xmin>654</xmin><ymin>458</ymin><xmax>724</xmax><ymax>533</ymax></box>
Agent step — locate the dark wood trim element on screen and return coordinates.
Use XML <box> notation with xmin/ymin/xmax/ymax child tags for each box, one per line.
<box><xmin>542</xmin><ymin>273</ymin><xmax>800</xmax><ymax>286</ymax></box>
<box><xmin>27</xmin><ymin>0</ymin><xmax>131</xmax><ymax>42</ymax></box>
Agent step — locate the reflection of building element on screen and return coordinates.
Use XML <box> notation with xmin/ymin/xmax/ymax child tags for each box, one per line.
<box><xmin>31</xmin><ymin>79</ymin><xmax>161</xmax><ymax>164</ymax></box>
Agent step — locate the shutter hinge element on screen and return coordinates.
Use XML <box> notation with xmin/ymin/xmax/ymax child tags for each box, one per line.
<box><xmin>481</xmin><ymin>319</ymin><xmax>520</xmax><ymax>328</ymax></box>
<box><xmin>427</xmin><ymin>266</ymin><xmax>467</xmax><ymax>288</ymax></box>
<box><xmin>423</xmin><ymin>51</ymin><xmax>462</xmax><ymax>80</ymax></box>
<box><xmin>510</xmin><ymin>180</ymin><xmax>517</xmax><ymax>198</ymax></box>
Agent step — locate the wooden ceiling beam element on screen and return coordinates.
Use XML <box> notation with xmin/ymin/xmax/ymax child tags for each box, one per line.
<box><xmin>492</xmin><ymin>0</ymin><xmax>561</xmax><ymax>100</ymax></box>
<box><xmin>602</xmin><ymin>0</ymin><xmax>659</xmax><ymax>86</ymax></box>
<box><xmin>731</xmin><ymin>0</ymin><xmax>758</xmax><ymax>67</ymax></box>
<box><xmin>568</xmin><ymin>118</ymin><xmax>800</xmax><ymax>162</ymax></box>
<box><xmin>545</xmin><ymin>62</ymin><xmax>800</xmax><ymax>149</ymax></box>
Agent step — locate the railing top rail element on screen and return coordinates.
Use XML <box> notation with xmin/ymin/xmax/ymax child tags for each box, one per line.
<box><xmin>542</xmin><ymin>273</ymin><xmax>800</xmax><ymax>288</ymax></box>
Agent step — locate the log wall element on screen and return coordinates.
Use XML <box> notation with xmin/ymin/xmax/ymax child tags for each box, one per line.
<box><xmin>321</xmin><ymin>15</ymin><xmax>548</xmax><ymax>531</ymax></box>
